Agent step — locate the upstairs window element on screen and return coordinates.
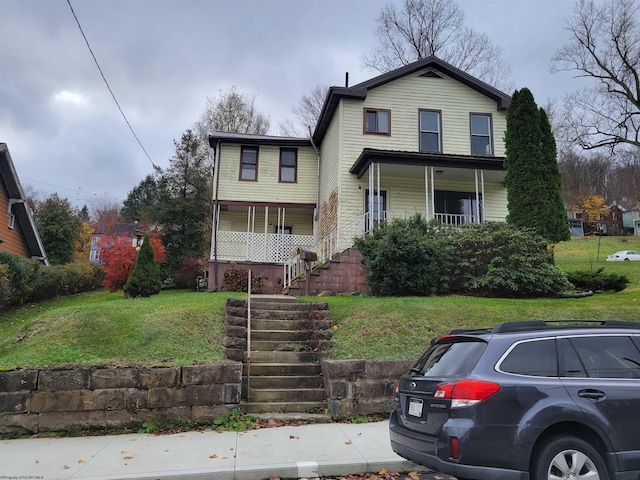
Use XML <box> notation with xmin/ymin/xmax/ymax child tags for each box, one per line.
<box><xmin>8</xmin><ymin>211</ymin><xmax>15</xmax><ymax>229</ymax></box>
<box><xmin>419</xmin><ymin>110</ymin><xmax>441</xmax><ymax>153</ymax></box>
<box><xmin>279</xmin><ymin>148</ymin><xmax>297</xmax><ymax>183</ymax></box>
<box><xmin>240</xmin><ymin>146</ymin><xmax>258</xmax><ymax>181</ymax></box>
<box><xmin>471</xmin><ymin>114</ymin><xmax>492</xmax><ymax>155</ymax></box>
<box><xmin>364</xmin><ymin>108</ymin><xmax>390</xmax><ymax>135</ymax></box>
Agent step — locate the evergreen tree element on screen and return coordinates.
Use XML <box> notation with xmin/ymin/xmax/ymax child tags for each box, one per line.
<box><xmin>539</xmin><ymin>108</ymin><xmax>570</xmax><ymax>242</ymax></box>
<box><xmin>121</xmin><ymin>174</ymin><xmax>160</xmax><ymax>223</ymax></box>
<box><xmin>35</xmin><ymin>193</ymin><xmax>82</xmax><ymax>265</ymax></box>
<box><xmin>124</xmin><ymin>234</ymin><xmax>162</xmax><ymax>297</ymax></box>
<box><xmin>505</xmin><ymin>88</ymin><xmax>569</xmax><ymax>243</ymax></box>
<box><xmin>155</xmin><ymin>130</ymin><xmax>212</xmax><ymax>279</ymax></box>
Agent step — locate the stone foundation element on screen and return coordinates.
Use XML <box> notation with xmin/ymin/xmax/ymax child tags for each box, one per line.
<box><xmin>322</xmin><ymin>359</ymin><xmax>415</xmax><ymax>420</ymax></box>
<box><xmin>0</xmin><ymin>363</ymin><xmax>242</xmax><ymax>434</ymax></box>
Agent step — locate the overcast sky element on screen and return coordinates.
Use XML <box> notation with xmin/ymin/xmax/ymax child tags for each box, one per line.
<box><xmin>1</xmin><ymin>0</ymin><xmax>581</xmax><ymax>210</ymax></box>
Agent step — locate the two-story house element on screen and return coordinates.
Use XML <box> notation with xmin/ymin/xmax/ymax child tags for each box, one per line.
<box><xmin>0</xmin><ymin>143</ymin><xmax>48</xmax><ymax>265</ymax></box>
<box><xmin>208</xmin><ymin>56</ymin><xmax>511</xmax><ymax>293</ymax></box>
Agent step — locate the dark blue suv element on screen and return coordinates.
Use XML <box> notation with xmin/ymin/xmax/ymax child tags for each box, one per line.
<box><xmin>389</xmin><ymin>320</ymin><xmax>640</xmax><ymax>480</ymax></box>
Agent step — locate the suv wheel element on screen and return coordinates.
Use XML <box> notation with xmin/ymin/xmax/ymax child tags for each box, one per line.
<box><xmin>532</xmin><ymin>436</ymin><xmax>609</xmax><ymax>480</ymax></box>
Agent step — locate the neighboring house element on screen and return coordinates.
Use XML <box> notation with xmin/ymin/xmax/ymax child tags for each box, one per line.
<box><xmin>0</xmin><ymin>143</ymin><xmax>49</xmax><ymax>265</ymax></box>
<box><xmin>580</xmin><ymin>202</ymin><xmax>625</xmax><ymax>236</ymax></box>
<box><xmin>208</xmin><ymin>56</ymin><xmax>511</xmax><ymax>293</ymax></box>
<box><xmin>566</xmin><ymin>205</ymin><xmax>585</xmax><ymax>237</ymax></box>
<box><xmin>90</xmin><ymin>223</ymin><xmax>146</xmax><ymax>264</ymax></box>
<box><xmin>619</xmin><ymin>200</ymin><xmax>640</xmax><ymax>236</ymax></box>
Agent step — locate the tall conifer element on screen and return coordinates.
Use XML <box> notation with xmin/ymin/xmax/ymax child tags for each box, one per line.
<box><xmin>505</xmin><ymin>88</ymin><xmax>569</xmax><ymax>242</ymax></box>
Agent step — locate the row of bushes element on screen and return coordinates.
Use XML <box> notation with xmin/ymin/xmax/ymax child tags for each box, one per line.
<box><xmin>0</xmin><ymin>252</ymin><xmax>104</xmax><ymax>310</ymax></box>
<box><xmin>355</xmin><ymin>217</ymin><xmax>626</xmax><ymax>298</ymax></box>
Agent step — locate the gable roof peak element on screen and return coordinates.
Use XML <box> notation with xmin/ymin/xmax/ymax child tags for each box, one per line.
<box><xmin>313</xmin><ymin>55</ymin><xmax>512</xmax><ymax>145</ymax></box>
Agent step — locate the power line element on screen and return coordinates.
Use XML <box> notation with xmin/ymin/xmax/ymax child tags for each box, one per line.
<box><xmin>21</xmin><ymin>176</ymin><xmax>97</xmax><ymax>197</ymax></box>
<box><xmin>65</xmin><ymin>0</ymin><xmax>158</xmax><ymax>170</ymax></box>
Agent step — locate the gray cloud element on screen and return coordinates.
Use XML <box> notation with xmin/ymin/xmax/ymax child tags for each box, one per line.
<box><xmin>1</xmin><ymin>0</ymin><xmax>577</xmax><ymax>210</ymax></box>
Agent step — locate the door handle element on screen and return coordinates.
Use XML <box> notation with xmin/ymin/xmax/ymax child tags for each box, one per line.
<box><xmin>578</xmin><ymin>389</ymin><xmax>605</xmax><ymax>401</ymax></box>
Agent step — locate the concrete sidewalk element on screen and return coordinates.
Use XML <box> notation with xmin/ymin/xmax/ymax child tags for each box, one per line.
<box><xmin>0</xmin><ymin>420</ymin><xmax>423</xmax><ymax>480</ymax></box>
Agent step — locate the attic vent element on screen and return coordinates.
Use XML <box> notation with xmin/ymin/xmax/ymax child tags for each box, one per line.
<box><xmin>419</xmin><ymin>71</ymin><xmax>443</xmax><ymax>78</ymax></box>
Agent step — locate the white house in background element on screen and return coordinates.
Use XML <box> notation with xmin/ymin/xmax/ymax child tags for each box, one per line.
<box><xmin>207</xmin><ymin>56</ymin><xmax>511</xmax><ymax>293</ymax></box>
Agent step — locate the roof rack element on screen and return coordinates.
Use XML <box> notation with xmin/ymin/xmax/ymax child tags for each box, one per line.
<box><xmin>492</xmin><ymin>320</ymin><xmax>640</xmax><ymax>334</ymax></box>
<box><xmin>447</xmin><ymin>327</ymin><xmax>493</xmax><ymax>335</ymax></box>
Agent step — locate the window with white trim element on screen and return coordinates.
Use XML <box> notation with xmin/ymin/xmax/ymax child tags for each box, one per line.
<box><xmin>419</xmin><ymin>110</ymin><xmax>442</xmax><ymax>153</ymax></box>
<box><xmin>471</xmin><ymin>114</ymin><xmax>492</xmax><ymax>155</ymax></box>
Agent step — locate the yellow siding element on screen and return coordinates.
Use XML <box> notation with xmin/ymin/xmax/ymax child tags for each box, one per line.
<box><xmin>318</xmin><ymin>104</ymin><xmax>342</xmax><ymax>238</ymax></box>
<box><xmin>216</xmin><ymin>144</ymin><xmax>317</xmax><ymax>204</ymax></box>
<box><xmin>324</xmin><ymin>67</ymin><xmax>508</xmax><ymax>231</ymax></box>
<box><xmin>340</xmin><ymin>69</ymin><xmax>507</xmax><ymax>159</ymax></box>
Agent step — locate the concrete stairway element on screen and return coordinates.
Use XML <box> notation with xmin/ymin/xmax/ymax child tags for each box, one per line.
<box><xmin>242</xmin><ymin>296</ymin><xmax>327</xmax><ymax>414</ymax></box>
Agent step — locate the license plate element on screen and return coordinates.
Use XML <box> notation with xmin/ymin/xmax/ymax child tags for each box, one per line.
<box><xmin>408</xmin><ymin>398</ymin><xmax>423</xmax><ymax>417</ymax></box>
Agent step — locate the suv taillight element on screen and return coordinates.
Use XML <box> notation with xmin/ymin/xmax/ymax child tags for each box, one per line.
<box><xmin>434</xmin><ymin>379</ymin><xmax>500</xmax><ymax>408</ymax></box>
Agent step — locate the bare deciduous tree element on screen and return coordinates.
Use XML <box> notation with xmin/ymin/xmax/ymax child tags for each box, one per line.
<box><xmin>279</xmin><ymin>84</ymin><xmax>329</xmax><ymax>137</ymax></box>
<box><xmin>552</xmin><ymin>0</ymin><xmax>640</xmax><ymax>151</ymax></box>
<box><xmin>196</xmin><ymin>86</ymin><xmax>270</xmax><ymax>136</ymax></box>
<box><xmin>361</xmin><ymin>0</ymin><xmax>514</xmax><ymax>92</ymax></box>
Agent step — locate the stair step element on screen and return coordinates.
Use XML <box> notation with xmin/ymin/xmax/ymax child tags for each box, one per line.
<box><xmin>242</xmin><ymin>401</ymin><xmax>326</xmax><ymax>414</ymax></box>
<box><xmin>249</xmin><ymin>310</ymin><xmax>309</xmax><ymax>320</ymax></box>
<box><xmin>250</xmin><ymin>295</ymin><xmax>299</xmax><ymax>304</ymax></box>
<box><xmin>247</xmin><ymin>388</ymin><xmax>326</xmax><ymax>403</ymax></box>
<box><xmin>247</xmin><ymin>375</ymin><xmax>324</xmax><ymax>389</ymax></box>
<box><xmin>251</xmin><ymin>340</ymin><xmax>310</xmax><ymax>352</ymax></box>
<box><xmin>249</xmin><ymin>351</ymin><xmax>319</xmax><ymax>363</ymax></box>
<box><xmin>244</xmin><ymin>363</ymin><xmax>322</xmax><ymax>376</ymax></box>
<box><xmin>251</xmin><ymin>330</ymin><xmax>311</xmax><ymax>341</ymax></box>
<box><xmin>250</xmin><ymin>319</ymin><xmax>310</xmax><ymax>330</ymax></box>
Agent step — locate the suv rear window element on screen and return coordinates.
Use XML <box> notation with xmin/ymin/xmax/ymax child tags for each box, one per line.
<box><xmin>500</xmin><ymin>339</ymin><xmax>557</xmax><ymax>376</ymax></box>
<box><xmin>413</xmin><ymin>339</ymin><xmax>486</xmax><ymax>376</ymax></box>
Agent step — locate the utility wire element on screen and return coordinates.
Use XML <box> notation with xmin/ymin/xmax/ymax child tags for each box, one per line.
<box><xmin>66</xmin><ymin>0</ymin><xmax>158</xmax><ymax>170</ymax></box>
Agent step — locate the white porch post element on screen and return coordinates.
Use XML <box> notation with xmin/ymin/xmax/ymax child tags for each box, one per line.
<box><xmin>475</xmin><ymin>169</ymin><xmax>480</xmax><ymax>224</ymax></box>
<box><xmin>368</xmin><ymin>163</ymin><xmax>374</xmax><ymax>230</ymax></box>
<box><xmin>376</xmin><ymin>162</ymin><xmax>381</xmax><ymax>222</ymax></box>
<box><xmin>430</xmin><ymin>167</ymin><xmax>435</xmax><ymax>221</ymax></box>
<box><xmin>424</xmin><ymin>166</ymin><xmax>430</xmax><ymax>220</ymax></box>
<box><xmin>481</xmin><ymin>170</ymin><xmax>486</xmax><ymax>222</ymax></box>
<box><xmin>264</xmin><ymin>206</ymin><xmax>268</xmax><ymax>262</ymax></box>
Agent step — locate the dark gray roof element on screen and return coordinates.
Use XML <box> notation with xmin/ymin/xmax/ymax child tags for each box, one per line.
<box><xmin>208</xmin><ymin>131</ymin><xmax>312</xmax><ymax>147</ymax></box>
<box><xmin>0</xmin><ymin>143</ymin><xmax>49</xmax><ymax>264</ymax></box>
<box><xmin>313</xmin><ymin>56</ymin><xmax>512</xmax><ymax>145</ymax></box>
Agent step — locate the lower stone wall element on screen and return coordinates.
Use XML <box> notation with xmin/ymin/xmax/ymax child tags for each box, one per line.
<box><xmin>0</xmin><ymin>364</ymin><xmax>242</xmax><ymax>434</ymax></box>
<box><xmin>322</xmin><ymin>359</ymin><xmax>415</xmax><ymax>420</ymax></box>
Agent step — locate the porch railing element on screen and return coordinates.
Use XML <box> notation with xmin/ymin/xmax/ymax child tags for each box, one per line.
<box><xmin>217</xmin><ymin>231</ymin><xmax>313</xmax><ymax>263</ymax></box>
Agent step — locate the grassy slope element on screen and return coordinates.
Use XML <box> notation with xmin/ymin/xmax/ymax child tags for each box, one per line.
<box><xmin>0</xmin><ymin>236</ymin><xmax>638</xmax><ymax>368</ymax></box>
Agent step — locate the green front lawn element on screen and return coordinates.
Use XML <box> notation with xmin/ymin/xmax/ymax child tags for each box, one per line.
<box><xmin>0</xmin><ymin>236</ymin><xmax>638</xmax><ymax>369</ymax></box>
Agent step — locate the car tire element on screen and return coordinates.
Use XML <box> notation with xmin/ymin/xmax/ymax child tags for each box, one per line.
<box><xmin>624</xmin><ymin>258</ymin><xmax>630</xmax><ymax>261</ymax></box>
<box><xmin>532</xmin><ymin>435</ymin><xmax>609</xmax><ymax>480</ymax></box>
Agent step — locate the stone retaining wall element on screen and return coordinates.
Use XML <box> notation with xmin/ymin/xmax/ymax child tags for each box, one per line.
<box><xmin>0</xmin><ymin>364</ymin><xmax>242</xmax><ymax>434</ymax></box>
<box><xmin>322</xmin><ymin>359</ymin><xmax>415</xmax><ymax>420</ymax></box>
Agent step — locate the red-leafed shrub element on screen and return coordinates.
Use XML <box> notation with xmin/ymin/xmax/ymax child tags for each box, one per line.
<box><xmin>99</xmin><ymin>235</ymin><xmax>165</xmax><ymax>292</ymax></box>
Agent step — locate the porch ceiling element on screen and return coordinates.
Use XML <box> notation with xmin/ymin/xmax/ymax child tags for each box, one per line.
<box><xmin>374</xmin><ymin>163</ymin><xmax>506</xmax><ymax>183</ymax></box>
<box><xmin>350</xmin><ymin>148</ymin><xmax>506</xmax><ymax>179</ymax></box>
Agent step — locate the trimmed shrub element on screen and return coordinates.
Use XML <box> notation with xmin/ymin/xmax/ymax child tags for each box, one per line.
<box><xmin>354</xmin><ymin>215</ymin><xmax>453</xmax><ymax>296</ymax></box>
<box><xmin>124</xmin><ymin>234</ymin><xmax>163</xmax><ymax>298</ymax></box>
<box><xmin>566</xmin><ymin>268</ymin><xmax>629</xmax><ymax>293</ymax></box>
<box><xmin>221</xmin><ymin>262</ymin><xmax>264</xmax><ymax>293</ymax></box>
<box><xmin>0</xmin><ymin>251</ymin><xmax>32</xmax><ymax>306</ymax></box>
<box><xmin>450</xmin><ymin>222</ymin><xmax>571</xmax><ymax>298</ymax></box>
